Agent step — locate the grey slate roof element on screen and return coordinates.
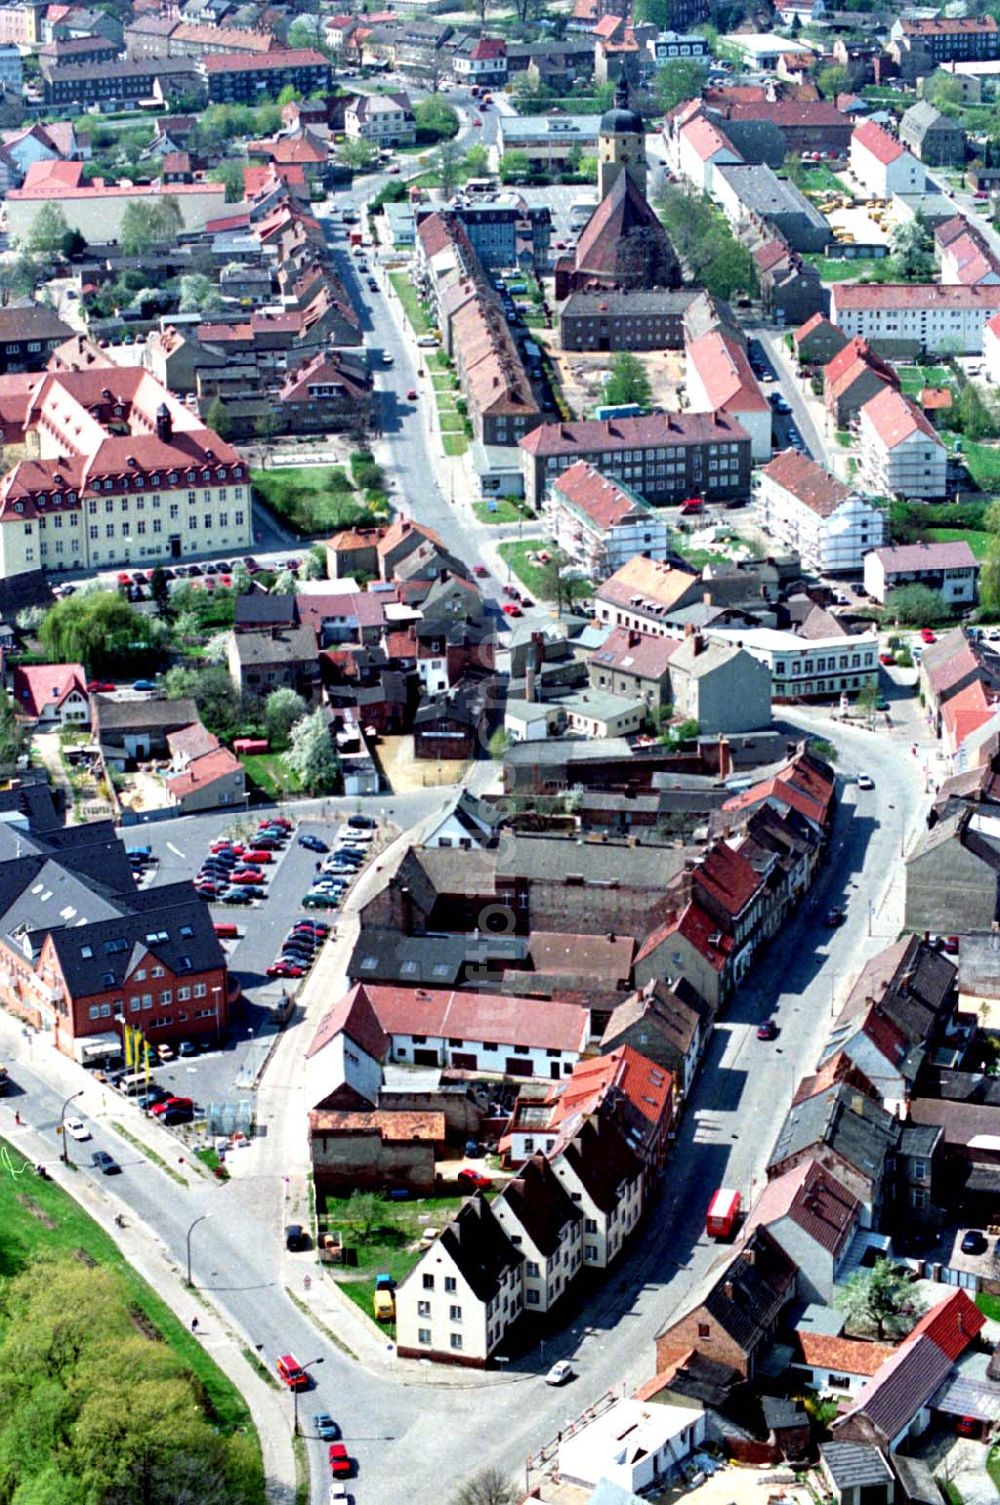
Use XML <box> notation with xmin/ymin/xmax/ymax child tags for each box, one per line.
<box><xmin>437</xmin><ymin>1195</ymin><xmax>523</xmax><ymax>1303</ymax></box>
<box><xmin>497</xmin><ymin>832</ymin><xmax>690</xmax><ymax>886</ymax></box>
<box><xmin>234</xmin><ymin>593</ymin><xmax>297</xmax><ymax>628</ymax></box>
<box><xmin>820</xmin><ymin>1442</ymin><xmax>895</xmax><ymax>1490</ymax></box>
<box><xmin>499</xmin><ymin>1151</ymin><xmax>582</xmax><ymax>1258</ymax></box>
<box><xmin>835</xmin><ymin>1336</ymin><xmax>953</xmax><ymax>1444</ymax></box>
<box><xmin>768</xmin><ymin>1082</ymin><xmax>899</xmax><ymax>1182</ymax></box>
<box><xmin>715</xmin><ymin>161</ymin><xmax>830</xmax><ymax>230</ymax></box>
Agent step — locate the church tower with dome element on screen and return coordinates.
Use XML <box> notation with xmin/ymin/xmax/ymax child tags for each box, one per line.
<box><xmin>597</xmin><ymin>74</ymin><xmax>646</xmax><ymax>200</ymax></box>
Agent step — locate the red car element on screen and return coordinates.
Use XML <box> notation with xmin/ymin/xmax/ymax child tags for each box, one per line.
<box><xmin>267</xmin><ymin>816</ymin><xmax>293</xmax><ymax>830</ymax></box>
<box><xmin>473</xmin><ymin>564</ymin><xmax>489</xmax><ymax>577</ymax></box>
<box><xmin>242</xmin><ymin>849</ymin><xmax>273</xmax><ymax>865</ymax></box>
<box><xmin>756</xmin><ymin>1020</ymin><xmax>778</xmax><ymax>1041</ymax></box>
<box><xmin>502</xmin><ymin>603</ymin><xmax>522</xmax><ymax>617</ymax></box>
<box><xmin>267</xmin><ymin>960</ymin><xmax>305</xmax><ymax>978</ymax></box>
<box><xmin>473</xmin><ymin>116</ymin><xmax>482</xmax><ymax>126</ymax></box>
<box><xmin>86</xmin><ymin>679</ymin><xmax>115</xmax><ymax>693</ymax></box>
<box><xmin>457</xmin><ymin>1168</ymin><xmax>492</xmax><ymax>1190</ymax></box>
<box><xmin>231</xmin><ymin>869</ymin><xmax>264</xmax><ymax>884</ymax></box>
<box><xmin>921</xmin><ymin>628</ymin><xmax>937</xmax><ymax>643</ymax></box>
<box><xmin>151</xmin><ymin>1096</ymin><xmax>193</xmax><ymax>1116</ymax></box>
<box><xmin>329</xmin><ymin>1444</ymin><xmax>351</xmax><ymax>1477</ymax></box>
<box><xmin>406</xmin><ymin>388</ymin><xmax>418</xmax><ymax>400</ymax></box>
<box><xmin>879</xmin><ymin>652</ymin><xmax>895</xmax><ymax>665</ymax></box>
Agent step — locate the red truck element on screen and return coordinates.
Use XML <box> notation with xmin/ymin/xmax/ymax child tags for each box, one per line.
<box><xmin>679</xmin><ymin>497</ymin><xmax>704</xmax><ymax>516</ymax></box>
<box><xmin>706</xmin><ymin>1187</ymin><xmax>741</xmax><ymax>1240</ymax></box>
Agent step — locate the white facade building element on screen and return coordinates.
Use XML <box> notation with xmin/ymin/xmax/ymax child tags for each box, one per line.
<box><xmin>850</xmin><ymin>120</ymin><xmax>925</xmax><ymax>198</ymax></box>
<box><xmin>829</xmin><ymin>283</ymin><xmax>1000</xmax><ymax>355</ymax></box>
<box><xmin>492</xmin><ymin>1154</ymin><xmax>584</xmax><ymax>1315</ymax></box>
<box><xmin>984</xmin><ymin>309</ymin><xmax>1000</xmax><ymax>381</ymax></box>
<box><xmin>559</xmin><ymin>1399</ymin><xmax>706</xmax><ymax>1494</ymax></box>
<box><xmin>709</xmin><ymin>626</ymin><xmax>880</xmax><ymax>700</ymax></box>
<box><xmin>550</xmin><ymin>1116</ymin><xmax>644</xmax><ymax>1269</ymax></box>
<box><xmin>858</xmin><ymin>386</ymin><xmax>948</xmax><ymax>500</ymax></box>
<box><xmin>755</xmin><ymin>448</ymin><xmax>888</xmax><ymax>573</ymax></box>
<box><xmin>863</xmin><ymin>540</ymin><xmax>980</xmax><ymax>605</ymax></box>
<box><xmin>685</xmin><ymin>329</ymin><xmax>772</xmax><ymax>462</ymax></box>
<box><xmin>545</xmin><ymin>460</ymin><xmax>673</xmax><ymax>580</ymax></box>
<box><xmin>344</xmin><ymin>91</ymin><xmax>416</xmax><ymax>145</ymax></box>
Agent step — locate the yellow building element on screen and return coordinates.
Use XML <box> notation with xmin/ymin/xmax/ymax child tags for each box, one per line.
<box><xmin>0</xmin><ymin>367</ymin><xmax>253</xmax><ymax>576</ymax></box>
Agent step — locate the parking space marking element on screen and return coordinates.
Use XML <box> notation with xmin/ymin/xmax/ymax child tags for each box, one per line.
<box><xmin>167</xmin><ymin>843</ymin><xmax>186</xmax><ymax>858</ymax></box>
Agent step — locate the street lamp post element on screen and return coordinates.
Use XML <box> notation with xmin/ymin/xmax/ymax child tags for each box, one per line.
<box><xmin>60</xmin><ymin>1089</ymin><xmax>84</xmax><ymax>1165</ymax></box>
<box><xmin>293</xmin><ymin>1357</ymin><xmax>324</xmax><ymax>1436</ymax></box>
<box><xmin>185</xmin><ymin>1212</ymin><xmax>212</xmax><ymax>1288</ymax></box>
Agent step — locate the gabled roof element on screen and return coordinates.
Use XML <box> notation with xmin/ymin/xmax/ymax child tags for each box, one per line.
<box><xmin>12</xmin><ymin>662</ymin><xmax>86</xmax><ymax>719</ymax></box>
<box><xmin>797</xmin><ymin>1331</ymin><xmax>896</xmax><ymax>1377</ymax></box>
<box><xmin>590</xmin><ymin>626</ymin><xmax>681</xmax><ymax>681</ymax></box>
<box><xmin>861</xmin><ymin>386</ymin><xmax>943</xmax><ymax>450</ymax></box>
<box><xmin>870</xmin><ymin>540</ymin><xmax>978</xmax><ymax>574</ymax></box>
<box><xmin>906</xmin><ymin>1289</ymin><xmax>985</xmax><ymax>1361</ymax></box>
<box><xmin>498</xmin><ymin>1151</ymin><xmax>582</xmax><ymax>1256</ymax></box>
<box><xmin>665</xmin><ymin>1227</ymin><xmax>797</xmax><ymax>1355</ymax></box>
<box><xmin>852</xmin><ymin>118</ymin><xmax>905</xmax><ymax>166</ymax></box>
<box><xmin>686</xmin><ymin>329</ymin><xmax>769</xmax><ymax>414</ymax></box>
<box><xmin>759</xmin><ymin>449</ymin><xmax>854</xmax><ymax>518</ymax></box>
<box><xmin>165</xmin><ymin>744</ymin><xmax>242</xmax><ymax>800</ymax></box>
<box><xmin>437</xmin><ymin>1195</ymin><xmax>522</xmax><ymax>1302</ymax></box>
<box><xmin>601</xmin><ymin>977</ymin><xmax>709</xmax><ymax>1059</ymax></box>
<box><xmin>744</xmin><ymin>1158</ymin><xmax>861</xmax><ymax>1257</ymax></box>
<box><xmin>552</xmin><ymin>1103</ymin><xmax>644</xmax><ymax>1211</ymax></box>
<box><xmin>833</xmin><ymin>1335</ymin><xmax>953</xmax><ymax>1444</ymax></box>
<box><xmin>571</xmin><ymin>168</ymin><xmax>681</xmax><ymax>286</ymax></box>
<box><xmin>306</xmin><ymin>981</ymin><xmax>389</xmax><ymax>1064</ymax></box>
<box><xmin>552</xmin><ymin>460</ymin><xmax>653</xmax><ymax>530</ymax></box>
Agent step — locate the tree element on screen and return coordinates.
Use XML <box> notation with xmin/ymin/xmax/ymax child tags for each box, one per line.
<box><xmin>282</xmin><ymin>707</ymin><xmax>339</xmax><ymax>793</ymax></box>
<box><xmin>338</xmin><ymin>137</ymin><xmax>378</xmax><ymax>172</ymax></box>
<box><xmin>39</xmin><ymin>592</ymin><xmax>152</xmax><ymax>672</ymax></box>
<box><xmin>179</xmin><ymin>273</ymin><xmax>223</xmax><ymax>315</ymax></box>
<box><xmin>435</xmin><ymin>138</ymin><xmax>462</xmax><ymax>197</ymax></box>
<box><xmin>298</xmin><ymin>550</ymin><xmax>323</xmax><ymax>580</ymax></box>
<box><xmin>884</xmin><ymin>582</ymin><xmax>946</xmax><ymax>625</ymax></box>
<box><xmin>817</xmin><ymin>63</ymin><xmax>849</xmax><ymax>98</ymax></box>
<box><xmin>119</xmin><ymin>196</ymin><xmax>183</xmax><ymax>255</ymax></box>
<box><xmin>264</xmin><ymin>688</ymin><xmax>308</xmax><ymax>746</ymax></box>
<box><xmin>499</xmin><ymin>150</ymin><xmax>531</xmax><ymax>185</ymax></box>
<box><xmin>0</xmin><ymin>256</ymin><xmax>42</xmax><ymax>306</ymax></box>
<box><xmin>835</xmin><ymin>1257</ymin><xmax>919</xmax><ymax>1339</ymax></box>
<box><xmin>889</xmin><ymin>213</ymin><xmax>933</xmax><ymax>280</ymax></box>
<box><xmin>271</xmin><ymin>568</ymin><xmax>297</xmax><ymax>596</ymax></box>
<box><xmin>957</xmin><ymin>381</ymin><xmax>997</xmax><ymax>440</ymax></box>
<box><xmin>414</xmin><ymin>95</ymin><xmax>460</xmax><ymax>143</ymax></box>
<box><xmin>451</xmin><ymin>1466</ymin><xmax>519</xmax><ymax>1505</ymax></box>
<box><xmin>856</xmin><ymin>679</ymin><xmax>880</xmax><ymax>723</ymax></box>
<box><xmin>578</xmin><ymin>154</ymin><xmax>599</xmax><ymax>184</ymax></box>
<box><xmin>163</xmin><ymin>665</ymin><xmax>243</xmax><ymax>741</ymax></box>
<box><xmin>701</xmin><ymin>238</ymin><xmax>758</xmax><ymax>300</ymax></box>
<box><xmin>463</xmin><ymin>143</ymin><xmax>489</xmax><ymax>177</ymax></box>
<box><xmin>538</xmin><ymin>550</ymin><xmax>590</xmax><ymax>614</ymax></box>
<box><xmin>208</xmin><ymin>160</ymin><xmax>245</xmax><ymax>202</ymax></box>
<box><xmin>150</xmin><ymin>566</ymin><xmax>171</xmax><ymax>617</ymax></box>
<box><xmin>0</xmin><ymin>682</ymin><xmax>24</xmax><ymax>767</ymax></box>
<box><xmin>346</xmin><ymin>1189</ymin><xmax>393</xmax><ymax>1242</ymax></box>
<box><xmin>24</xmin><ymin>201</ymin><xmax>74</xmax><ymax>258</ymax></box>
<box><xmin>205</xmin><ymin>396</ymin><xmax>233</xmax><ymax>442</ymax></box>
<box><xmin>924</xmin><ymin>70</ymin><xmax>965</xmax><ymax>109</ymax></box>
<box><xmin>255</xmin><ymin>412</ymin><xmax>281</xmax><ymax>468</ymax></box>
<box><xmin>655</xmin><ymin>57</ymin><xmax>707</xmax><ymax>112</ymax></box>
<box><xmin>604</xmin><ymin>350</ymin><xmax>652</xmax><ymax>409</ymax></box>
<box><xmin>487</xmin><ymin>727</ymin><xmax>509</xmax><ymax>761</ymax></box>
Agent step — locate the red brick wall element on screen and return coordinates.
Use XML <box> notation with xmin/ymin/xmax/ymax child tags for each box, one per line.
<box><xmin>655</xmin><ymin>1304</ymin><xmax>752</xmax><ymax>1378</ymax></box>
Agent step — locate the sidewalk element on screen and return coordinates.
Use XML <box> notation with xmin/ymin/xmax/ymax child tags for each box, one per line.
<box><xmin>3</xmin><ymin>1105</ymin><xmax>298</xmax><ymax>1505</ymax></box>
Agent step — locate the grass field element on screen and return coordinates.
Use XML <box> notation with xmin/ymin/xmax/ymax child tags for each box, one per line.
<box><xmin>473</xmin><ymin>498</ymin><xmax>529</xmax><ymax>524</ymax></box>
<box><xmin>442</xmin><ymin>432</ymin><xmax>469</xmax><ymax>456</ymax></box>
<box><xmin>251</xmin><ymin>466</ymin><xmax>371</xmax><ymax>536</ymax></box>
<box><xmin>0</xmin><ymin>1137</ymin><xmax>262</xmax><ymax>1472</ymax></box>
<box><xmin>498</xmin><ymin>539</ymin><xmax>553</xmax><ymax>597</ymax></box>
<box><xmin>389</xmin><ymin>272</ymin><xmax>432</xmax><ymax>336</ymax></box>
<box><xmin>809</xmin><ymin>257</ymin><xmax>884</xmax><ymax>283</ymax></box>
<box><xmin>318</xmin><ymin>1192</ymin><xmax>467</xmax><ymax>1333</ymax></box>
<box><xmin>960</xmin><ymin>442</ymin><xmax>1000</xmax><ymax>491</ymax></box>
<box><xmin>976</xmin><ymin>1292</ymin><xmax>1000</xmax><ymax>1321</ymax></box>
<box><xmin>897</xmin><ymin>364</ymin><xmax>955</xmax><ymax>396</ymax></box>
<box><xmin>797</xmin><ymin>161</ymin><xmax>845</xmax><ymax>196</ymax></box>
<box><xmin>927</xmin><ymin>527</ymin><xmax>993</xmax><ymax>559</ymax></box>
<box><xmin>240</xmin><ymin>752</ymin><xmax>303</xmax><ymax>799</ymax></box>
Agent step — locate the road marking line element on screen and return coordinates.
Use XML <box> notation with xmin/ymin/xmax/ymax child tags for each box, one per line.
<box><xmin>167</xmin><ymin>843</ymin><xmax>186</xmax><ymax>858</ymax></box>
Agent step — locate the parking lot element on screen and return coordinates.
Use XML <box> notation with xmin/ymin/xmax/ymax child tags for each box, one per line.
<box><xmin>122</xmin><ymin>809</ymin><xmax>372</xmax><ymax>1107</ymax></box>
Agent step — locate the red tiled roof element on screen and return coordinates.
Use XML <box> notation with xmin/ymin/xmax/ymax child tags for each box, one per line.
<box><xmin>590</xmin><ymin>626</ymin><xmax>681</xmax><ymax>681</ymax></box>
<box><xmin>551</xmin><ymin>1045</ymin><xmax>673</xmax><ymax>1132</ymax></box>
<box><xmin>552</xmin><ymin>460</ymin><xmax>648</xmax><ymax>529</ymax></box>
<box><xmin>901</xmin><ymin>15</ymin><xmax>996</xmax><ymax>36</ymax></box>
<box><xmin>852</xmin><ymin>118</ymin><xmax>904</xmax><ymax>166</ymax></box>
<box><xmin>355</xmin><ymin>983</ymin><xmax>590</xmax><ymax>1053</ymax></box>
<box><xmin>592</xmin><ymin>13</ymin><xmax>622</xmax><ymax>37</ymax></box>
<box><xmin>681</xmin><ymin>112</ymin><xmax>738</xmax><ymax>163</ymax></box>
<box><xmin>722</xmin><ymin>100</ymin><xmax>848</xmax><ymax>128</ymax></box>
<box><xmin>307</xmin><ymin>981</ymin><xmax>389</xmax><ymax>1063</ymax></box>
<box><xmin>722</xmin><ymin>754</ymin><xmax>833</xmax><ymax>826</ymax></box>
<box><xmin>520</xmin><ymin>409</ymin><xmax>748</xmax><ymax>459</ymax></box>
<box><xmin>693</xmin><ymin>841</ymin><xmax>763</xmax><ymax>918</ymax></box>
<box><xmin>920</xmin><ymin>387</ymin><xmax>953</xmax><ymax>411</ymax></box>
<box><xmin>166</xmin><ymin>745</ymin><xmax>242</xmax><ymax>800</ymax></box>
<box><xmin>201</xmin><ymin>47</ymin><xmax>328</xmax><ymax>72</ymax></box>
<box><xmin>793</xmin><ymin>311</ymin><xmax>826</xmax><ymax>343</ymax></box>
<box><xmin>760</xmin><ymin>449</ymin><xmax>853</xmax><ymax>518</ymax></box>
<box><xmin>745</xmin><ymin>1159</ymin><xmax>861</xmax><ymax>1256</ymax></box>
<box><xmin>906</xmin><ymin>1288</ymin><xmax>985</xmax><ymax>1361</ymax></box>
<box><xmin>796</xmin><ymin>1331</ymin><xmax>896</xmax><ymax>1377</ymax></box>
<box><xmin>470</xmin><ymin>34</ymin><xmax>505</xmax><ymax>57</ymax></box>
<box><xmin>636</xmin><ymin>901</ymin><xmax>734</xmax><ymax>970</ymax></box>
<box><xmin>686</xmin><ymin>329</ymin><xmax>769</xmax><ymax>414</ymax></box>
<box><xmin>860</xmin><ymin>386</ymin><xmax>942</xmax><ymax>449</ymax></box>
<box><xmin>833</xmin><ymin>283</ymin><xmax>1000</xmax><ymax>312</ymax></box>
<box><xmin>13</xmin><ymin>662</ymin><xmax>86</xmax><ymax>719</ymax></box>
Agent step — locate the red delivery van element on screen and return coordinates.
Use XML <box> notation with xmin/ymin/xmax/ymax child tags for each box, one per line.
<box><xmin>706</xmin><ymin>1187</ymin><xmax>741</xmax><ymax>1240</ymax></box>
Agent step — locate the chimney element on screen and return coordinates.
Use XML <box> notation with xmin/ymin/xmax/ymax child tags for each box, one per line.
<box><xmin>744</xmin><ymin>1246</ymin><xmax>755</xmax><ymax>1266</ymax></box>
<box><xmin>155</xmin><ymin>402</ymin><xmax>172</xmax><ymax>443</ymax></box>
<box><xmin>693</xmin><ymin>633</ymin><xmax>704</xmax><ymax>656</ymax></box>
<box><xmin>532</xmin><ymin>631</ymin><xmax>544</xmax><ymax>674</ymax></box>
<box><xmin>525</xmin><ymin>666</ymin><xmax>536</xmax><ymax>703</ymax></box>
<box><xmin>703</xmin><ymin>591</ymin><xmax>712</xmax><ymax>606</ymax></box>
<box><xmin>628</xmin><ymin>629</ymin><xmax>640</xmax><ymax>647</ymax></box>
<box><xmin>724</xmin><ymin>1280</ymin><xmax>734</xmax><ymax>1300</ymax></box>
<box><xmin>400</xmin><ymin>885</ymin><xmax>413</xmax><ymax>936</ymax></box>
<box><xmin>718</xmin><ymin>735</ymin><xmax>732</xmax><ymax>782</ymax></box>
<box><xmin>684</xmin><ymin>622</ymin><xmax>694</xmax><ymax>638</ymax></box>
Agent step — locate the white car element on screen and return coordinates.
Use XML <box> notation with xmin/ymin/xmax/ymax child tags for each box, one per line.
<box><xmin>857</xmin><ymin>773</ymin><xmax>874</xmax><ymax>790</ymax></box>
<box><xmin>546</xmin><ymin>1360</ymin><xmax>574</xmax><ymax>1386</ymax></box>
<box><xmin>381</xmin><ymin>352</ymin><xmax>394</xmax><ymax>366</ymax></box>
<box><xmin>329</xmin><ymin>1483</ymin><xmax>348</xmax><ymax>1502</ymax></box>
<box><xmin>63</xmin><ymin>1117</ymin><xmax>91</xmax><ymax>1141</ymax></box>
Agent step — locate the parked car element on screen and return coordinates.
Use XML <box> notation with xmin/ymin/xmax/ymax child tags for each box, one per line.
<box><xmin>546</xmin><ymin>1361</ymin><xmax>574</xmax><ymax>1385</ymax></box>
<box><xmin>921</xmin><ymin>628</ymin><xmax>937</xmax><ymax>644</ymax></box>
<box><xmin>879</xmin><ymin>652</ymin><xmax>895</xmax><ymax>665</ymax></box>
<box><xmin>313</xmin><ymin>1412</ymin><xmax>339</xmax><ymax>1440</ymax></box>
<box><xmin>824</xmin><ymin>907</ymin><xmax>846</xmax><ymax>927</ymax></box>
<box><xmin>457</xmin><ymin>1168</ymin><xmax>492</xmax><ymax>1190</ymax></box>
<box><xmin>347</xmin><ymin>815</ymin><xmax>376</xmax><ymax>830</ymax></box>
<box><xmin>756</xmin><ymin>1020</ymin><xmax>778</xmax><ymax>1041</ymax></box>
<box><xmin>131</xmin><ymin>679</ymin><xmax>157</xmax><ymax>692</ymax></box>
<box><xmin>86</xmin><ymin>679</ymin><xmax>115</xmax><ymax>693</ymax></box>
<box><xmin>267</xmin><ymin>960</ymin><xmax>305</xmax><ymax>978</ymax></box>
<box><xmin>961</xmin><ymin>1229</ymin><xmax>987</xmax><ymax>1255</ymax></box>
<box><xmin>299</xmin><ymin>834</ymin><xmax>329</xmax><ymax>853</ymax></box>
<box><xmin>857</xmin><ymin>773</ymin><xmax>874</xmax><ymax>790</ymax></box>
<box><xmin>285</xmin><ymin>1223</ymin><xmax>309</xmax><ymax>1251</ymax></box>
<box><xmin>92</xmin><ymin>1150</ymin><xmax>120</xmax><ymax>1175</ymax></box>
<box><xmin>63</xmin><ymin>1116</ymin><xmax>90</xmax><ymax>1141</ymax></box>
<box><xmin>328</xmin><ymin>1443</ymin><xmax>351</xmax><ymax>1477</ymax></box>
<box><xmin>222</xmin><ymin>888</ymin><xmax>253</xmax><ymax>905</ymax></box>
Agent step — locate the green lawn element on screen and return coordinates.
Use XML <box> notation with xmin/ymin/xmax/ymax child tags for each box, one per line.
<box><xmin>251</xmin><ymin>466</ymin><xmax>371</xmax><ymax>536</ymax></box>
<box><xmin>240</xmin><ymin>752</ymin><xmax>303</xmax><ymax>799</ymax></box>
<box><xmin>808</xmin><ymin>256</ymin><xmax>884</xmax><ymax>283</ymax></box>
<box><xmin>438</xmin><ymin>413</ymin><xmax>466</xmax><ymax>433</ymax></box>
<box><xmin>442</xmin><ymin>433</ymin><xmax>469</xmax><ymax>456</ymax></box>
<box><xmin>0</xmin><ymin>1137</ymin><xmax>263</xmax><ymax>1484</ymax></box>
<box><xmin>927</xmin><ymin>527</ymin><xmax>993</xmax><ymax>558</ymax></box>
<box><xmin>795</xmin><ymin>161</ymin><xmax>846</xmax><ymax>196</ymax></box>
<box><xmin>389</xmin><ymin>272</ymin><xmax>433</xmax><ymax>336</ymax></box>
<box><xmin>976</xmin><ymin>1292</ymin><xmax>1000</xmax><ymax>1321</ymax></box>
<box><xmin>960</xmin><ymin>442</ymin><xmax>1000</xmax><ymax>491</ymax></box>
<box><xmin>473</xmin><ymin>498</ymin><xmax>530</xmax><ymax>524</ymax></box>
<box><xmin>498</xmin><ymin>539</ymin><xmax>557</xmax><ymax>598</ymax></box>
<box><xmin>897</xmin><ymin>364</ymin><xmax>955</xmax><ymax>396</ymax></box>
<box><xmin>317</xmin><ymin>1192</ymin><xmax>467</xmax><ymax>1335</ymax></box>
<box><xmin>989</xmin><ymin>1446</ymin><xmax>1000</xmax><ymax>1494</ymax></box>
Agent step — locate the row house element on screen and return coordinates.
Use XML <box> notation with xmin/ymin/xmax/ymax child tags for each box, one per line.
<box><xmin>755</xmin><ymin>448</ymin><xmax>888</xmax><ymax>574</ymax></box>
<box><xmin>200</xmin><ymin>48</ymin><xmax>331</xmax><ymax>104</ymax></box>
<box><xmin>889</xmin><ymin>16</ymin><xmax>999</xmax><ymax>78</ymax></box>
<box><xmin>793</xmin><ymin>313</ymin><xmax>848</xmax><ymax>369</ymax></box>
<box><xmin>710</xmin><ymin>625</ymin><xmax>880</xmax><ymax>701</ymax></box>
<box><xmin>518</xmin><ymin>410</ymin><xmax>752</xmax><ymax>513</ymax></box>
<box><xmin>863</xmin><ymin>539</ymin><xmax>980</xmax><ymax>606</ymax></box>
<box><xmin>937</xmin><ymin>215</ymin><xmax>1000</xmax><ymax>286</ymax></box>
<box><xmin>41</xmin><ymin>56</ymin><xmax>202</xmax><ymax>110</ymax></box>
<box><xmin>492</xmin><ymin>1153</ymin><xmax>583</xmax><ymax>1316</ymax></box>
<box><xmin>742</xmin><ymin>1158</ymin><xmax>864</xmax><ymax>1305</ymax></box>
<box><xmin>849</xmin><ymin>120</ymin><xmax>925</xmax><ymax>199</ymax></box>
<box><xmin>600</xmin><ymin>978</ymin><xmax>711</xmax><ymax>1102</ymax></box>
<box><xmin>552</xmin><ymin>1107</ymin><xmax>645</xmax><ymax>1268</ymax></box>
<box><xmin>544</xmin><ymin>460</ymin><xmax>673</xmax><ymax>580</ymax></box>
<box><xmin>767</xmin><ymin>1081</ymin><xmax>906</xmax><ymax>1229</ymax></box>
<box><xmin>829</xmin><ymin>282</ymin><xmax>1000</xmax><ymax>356</ymax></box>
